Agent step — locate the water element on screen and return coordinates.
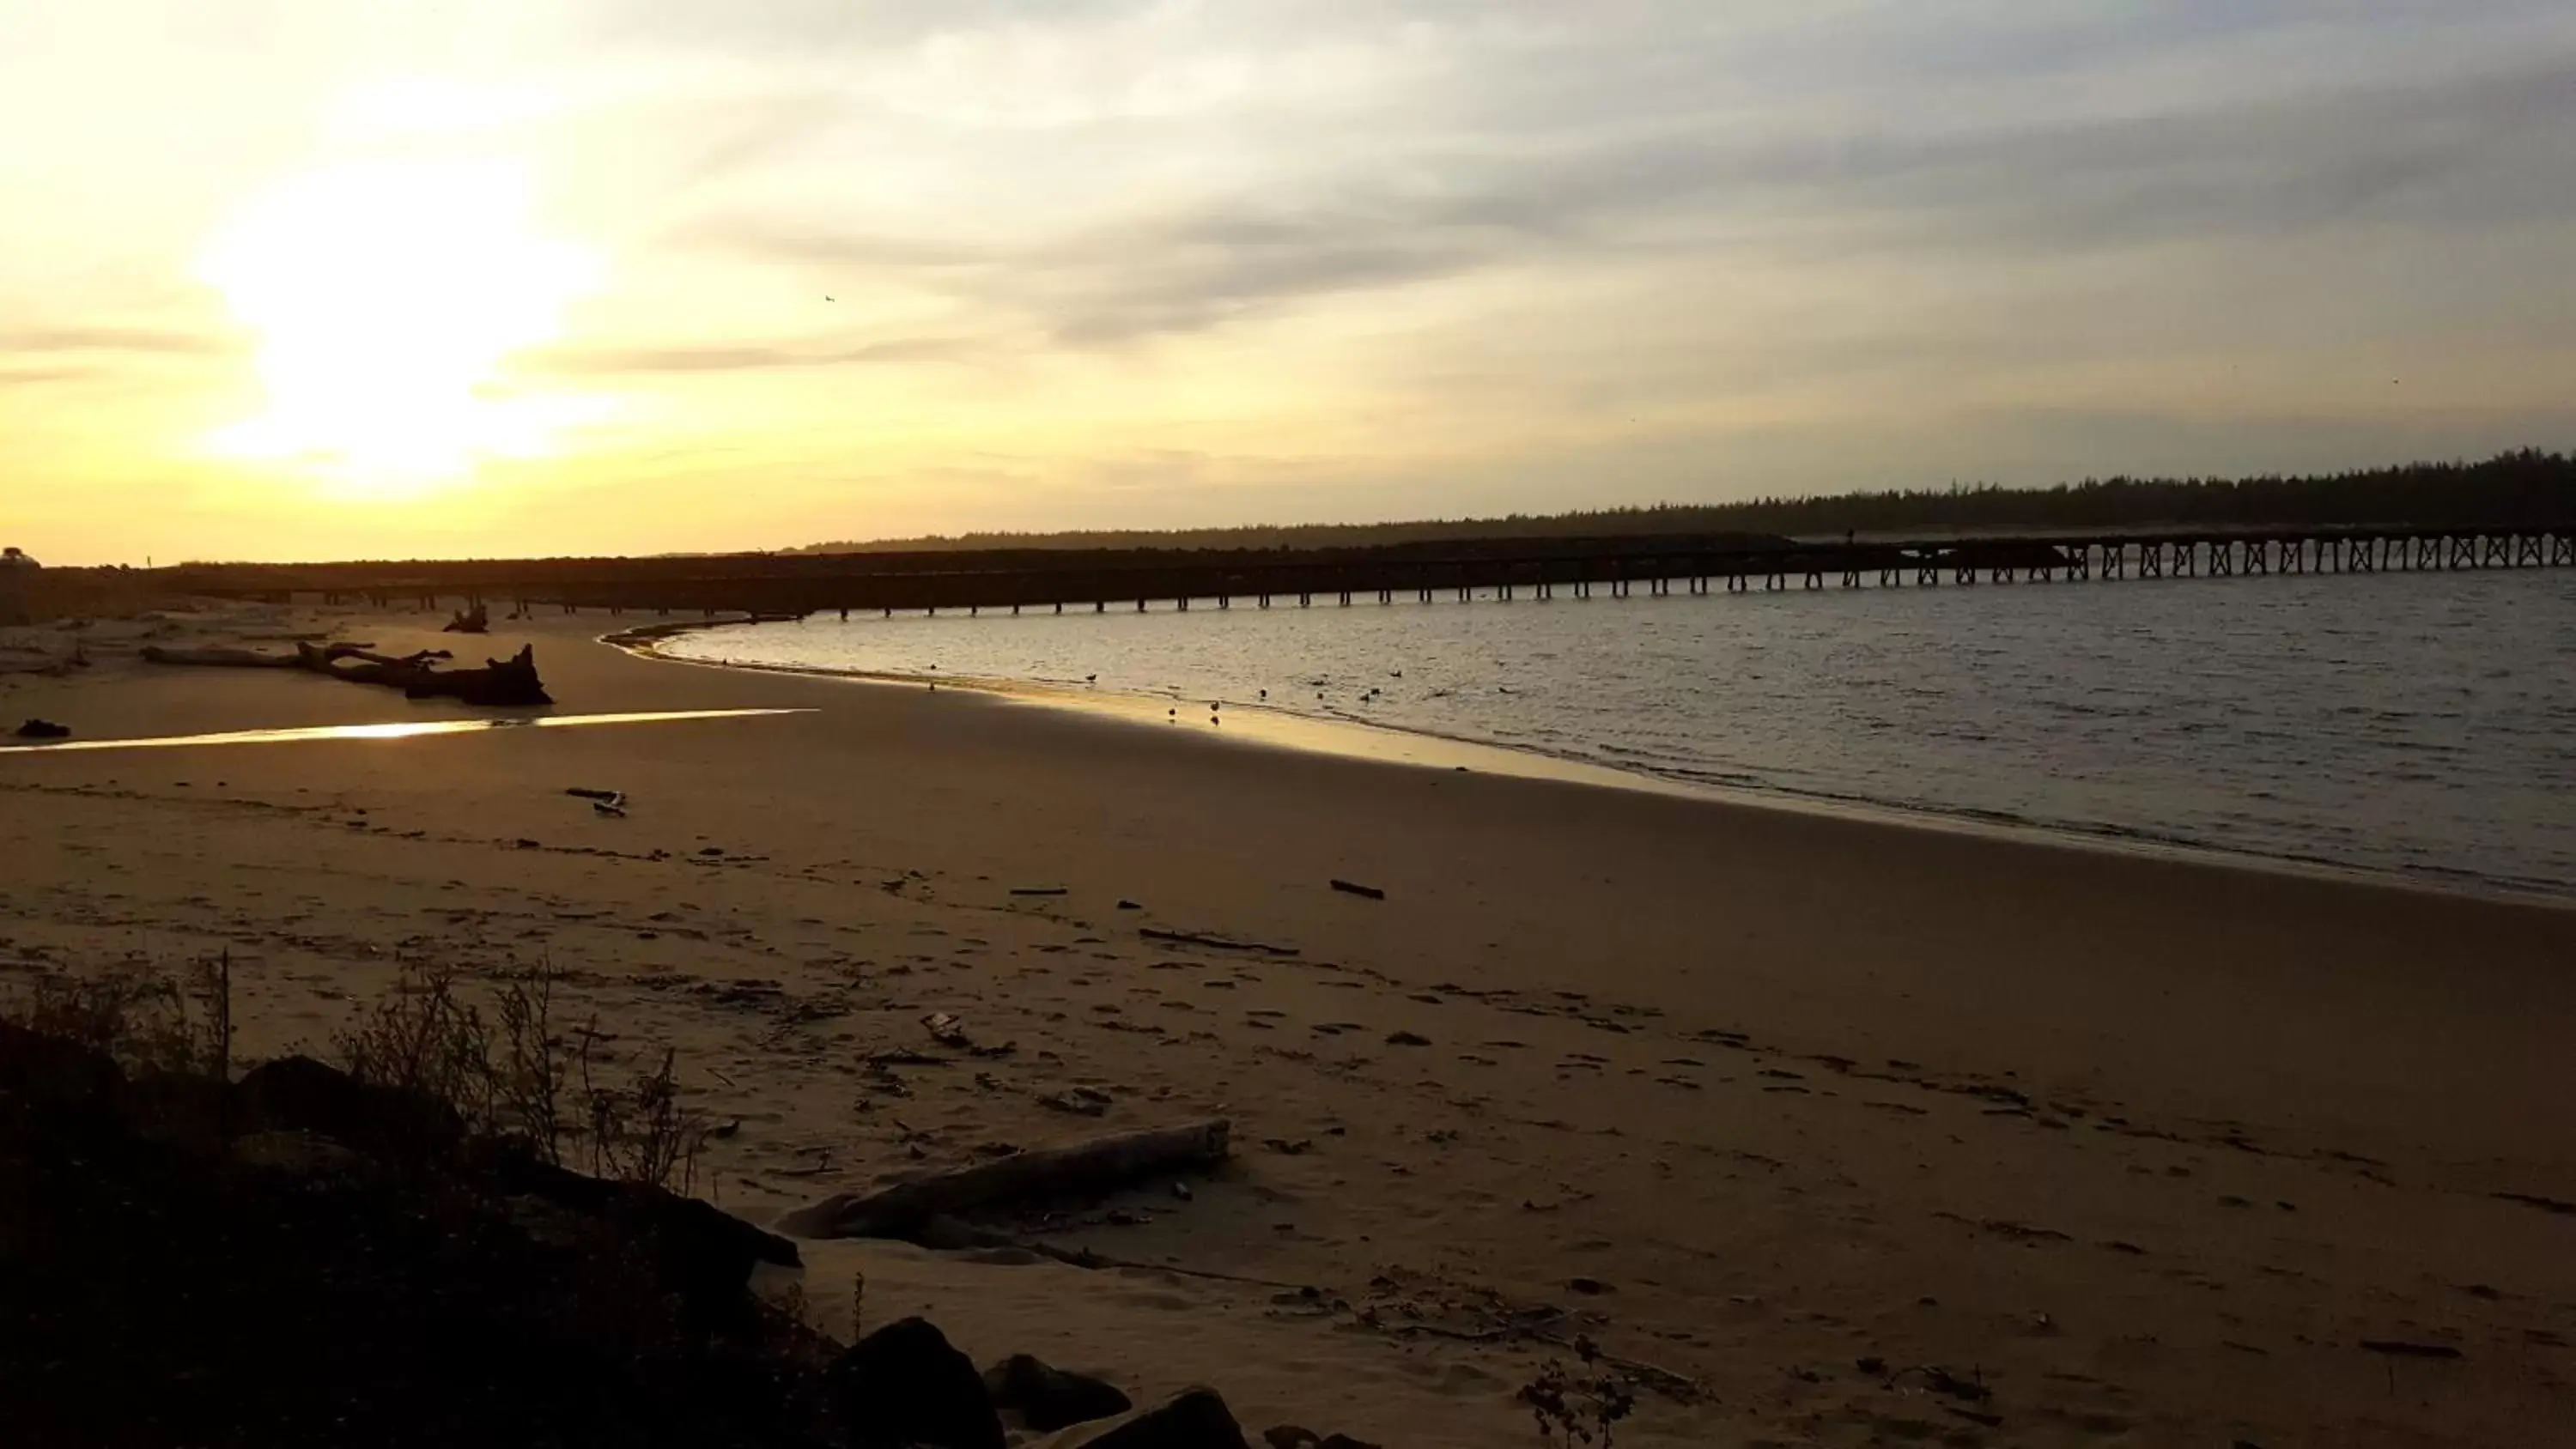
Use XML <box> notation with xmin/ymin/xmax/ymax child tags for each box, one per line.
<box><xmin>659</xmin><ymin>573</ymin><xmax>2576</xmax><ymax>900</ymax></box>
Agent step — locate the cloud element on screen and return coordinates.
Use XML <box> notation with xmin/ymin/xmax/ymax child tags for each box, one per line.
<box><xmin>0</xmin><ymin>365</ymin><xmax>90</xmax><ymax>389</ymax></box>
<box><xmin>0</xmin><ymin>326</ymin><xmax>235</xmax><ymax>357</ymax></box>
<box><xmin>526</xmin><ymin>334</ymin><xmax>985</xmax><ymax>374</ymax></box>
<box><xmin>676</xmin><ymin>48</ymin><xmax>2576</xmax><ymax>355</ymax></box>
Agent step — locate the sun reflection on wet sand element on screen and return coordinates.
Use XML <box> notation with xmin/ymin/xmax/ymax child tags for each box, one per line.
<box><xmin>0</xmin><ymin>709</ymin><xmax>809</xmax><ymax>755</ymax></box>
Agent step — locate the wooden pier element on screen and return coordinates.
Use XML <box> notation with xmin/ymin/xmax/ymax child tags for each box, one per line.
<box><xmin>170</xmin><ymin>524</ymin><xmax>2576</xmax><ymax>621</ymax></box>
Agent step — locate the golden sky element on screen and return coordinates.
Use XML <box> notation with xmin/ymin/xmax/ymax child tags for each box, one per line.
<box><xmin>5</xmin><ymin>3</ymin><xmax>2575</xmax><ymax>564</ymax></box>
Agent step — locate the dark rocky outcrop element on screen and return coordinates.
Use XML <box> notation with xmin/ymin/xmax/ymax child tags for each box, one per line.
<box><xmin>832</xmin><ymin>1317</ymin><xmax>1005</xmax><ymax>1449</ymax></box>
<box><xmin>0</xmin><ymin>1030</ymin><xmax>834</xmax><ymax>1448</ymax></box>
<box><xmin>986</xmin><ymin>1353</ymin><xmax>1133</xmax><ymax>1432</ymax></box>
<box><xmin>0</xmin><ymin>1022</ymin><xmax>1299</xmax><ymax>1449</ymax></box>
<box><xmin>1042</xmin><ymin>1388</ymin><xmax>1250</xmax><ymax>1449</ymax></box>
<box><xmin>0</xmin><ymin>1020</ymin><xmax>121</xmax><ymax>1112</ymax></box>
<box><xmin>234</xmin><ymin>1053</ymin><xmax>465</xmax><ymax>1154</ymax></box>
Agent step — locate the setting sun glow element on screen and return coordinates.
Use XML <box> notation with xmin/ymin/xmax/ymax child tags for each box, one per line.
<box><xmin>197</xmin><ymin>159</ymin><xmax>598</xmax><ymax>499</ymax></box>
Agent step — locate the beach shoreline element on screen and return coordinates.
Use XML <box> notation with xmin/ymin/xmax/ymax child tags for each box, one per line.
<box><xmin>5</xmin><ymin>600</ymin><xmax>2573</xmax><ymax>1446</ymax></box>
<box><xmin>621</xmin><ymin>616</ymin><xmax>2576</xmax><ymax>914</ymax></box>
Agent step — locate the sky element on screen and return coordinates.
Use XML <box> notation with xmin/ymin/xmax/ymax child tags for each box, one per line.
<box><xmin>4</xmin><ymin>3</ymin><xmax>2574</xmax><ymax>564</ymax></box>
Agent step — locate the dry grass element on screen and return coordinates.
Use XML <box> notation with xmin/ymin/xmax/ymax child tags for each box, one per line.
<box><xmin>1520</xmin><ymin>1345</ymin><xmax>1638</xmax><ymax>1448</ymax></box>
<box><xmin>7</xmin><ymin>952</ymin><xmax>711</xmax><ymax>1195</ymax></box>
<box><xmin>336</xmin><ymin>958</ymin><xmax>708</xmax><ymax>1191</ymax></box>
<box><xmin>335</xmin><ymin>959</ymin><xmax>497</xmax><ymax>1126</ymax></box>
<box><xmin>579</xmin><ymin>1038</ymin><xmax>709</xmax><ymax>1193</ymax></box>
<box><xmin>5</xmin><ymin>952</ymin><xmax>233</xmax><ymax>1079</ymax></box>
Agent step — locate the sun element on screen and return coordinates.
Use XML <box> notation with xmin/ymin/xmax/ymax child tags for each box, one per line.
<box><xmin>197</xmin><ymin>159</ymin><xmax>598</xmax><ymax>499</ymax></box>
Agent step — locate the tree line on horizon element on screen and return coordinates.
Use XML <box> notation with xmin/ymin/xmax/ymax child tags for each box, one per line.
<box><xmin>788</xmin><ymin>450</ymin><xmax>2576</xmax><ymax>555</ymax></box>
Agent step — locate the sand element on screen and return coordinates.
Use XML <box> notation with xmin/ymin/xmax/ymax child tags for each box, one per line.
<box><xmin>3</xmin><ymin>601</ymin><xmax>2573</xmax><ymax>1446</ymax></box>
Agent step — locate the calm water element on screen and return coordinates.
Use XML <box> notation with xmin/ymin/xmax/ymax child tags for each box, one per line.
<box><xmin>661</xmin><ymin>572</ymin><xmax>2576</xmax><ymax>899</ymax></box>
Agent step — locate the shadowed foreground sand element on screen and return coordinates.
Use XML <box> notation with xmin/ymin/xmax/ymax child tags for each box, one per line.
<box><xmin>3</xmin><ymin>604</ymin><xmax>2573</xmax><ymax>1446</ymax></box>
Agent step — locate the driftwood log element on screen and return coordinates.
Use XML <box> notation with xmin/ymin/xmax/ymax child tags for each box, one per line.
<box><xmin>142</xmin><ymin>641</ymin><xmax>550</xmax><ymax>706</ymax></box>
<box><xmin>778</xmin><ymin>1119</ymin><xmax>1230</xmax><ymax>1240</ymax></box>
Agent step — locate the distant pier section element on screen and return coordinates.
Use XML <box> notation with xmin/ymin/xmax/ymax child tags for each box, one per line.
<box><xmin>172</xmin><ymin>524</ymin><xmax>2576</xmax><ymax>621</ymax></box>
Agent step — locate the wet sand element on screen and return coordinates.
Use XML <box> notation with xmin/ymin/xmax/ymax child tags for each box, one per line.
<box><xmin>3</xmin><ymin>603</ymin><xmax>2572</xmax><ymax>1446</ymax></box>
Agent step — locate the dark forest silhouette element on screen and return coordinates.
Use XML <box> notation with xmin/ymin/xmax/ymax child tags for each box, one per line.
<box><xmin>791</xmin><ymin>450</ymin><xmax>2576</xmax><ymax>555</ymax></box>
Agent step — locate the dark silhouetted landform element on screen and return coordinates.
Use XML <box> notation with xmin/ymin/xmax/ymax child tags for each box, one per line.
<box><xmin>787</xmin><ymin>450</ymin><xmax>2576</xmax><ymax>554</ymax></box>
<box><xmin>15</xmin><ymin>452</ymin><xmax>2568</xmax><ymax>625</ymax></box>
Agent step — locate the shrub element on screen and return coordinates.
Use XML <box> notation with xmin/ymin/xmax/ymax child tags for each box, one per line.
<box><xmin>6</xmin><ymin>952</ymin><xmax>232</xmax><ymax>1079</ymax></box>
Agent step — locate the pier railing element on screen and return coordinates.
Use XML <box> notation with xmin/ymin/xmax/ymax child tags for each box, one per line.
<box><xmin>172</xmin><ymin>524</ymin><xmax>2576</xmax><ymax>620</ymax></box>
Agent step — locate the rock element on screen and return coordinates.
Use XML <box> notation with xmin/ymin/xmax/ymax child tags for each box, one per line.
<box><xmin>230</xmin><ymin>1056</ymin><xmax>461</xmax><ymax>1155</ymax></box>
<box><xmin>11</xmin><ymin>718</ymin><xmax>70</xmax><ymax>740</ymax></box>
<box><xmin>1262</xmin><ymin>1428</ymin><xmax>1320</xmax><ymax>1449</ymax></box>
<box><xmin>1318</xmin><ymin>1436</ymin><xmax>1382</xmax><ymax>1449</ymax></box>
<box><xmin>832</xmin><ymin>1317</ymin><xmax>1004</xmax><ymax>1449</ymax></box>
<box><xmin>229</xmin><ymin>1130</ymin><xmax>361</xmax><ymax>1178</ymax></box>
<box><xmin>1384</xmin><ymin>1031</ymin><xmax>1431</xmax><ymax>1047</ymax></box>
<box><xmin>1042</xmin><ymin>1387</ymin><xmax>1248</xmax><ymax>1449</ymax></box>
<box><xmin>0</xmin><ymin>1020</ymin><xmax>122</xmax><ymax>1113</ymax></box>
<box><xmin>473</xmin><ymin>1142</ymin><xmax>798</xmax><ymax>1329</ymax></box>
<box><xmin>985</xmin><ymin>1353</ymin><xmax>1133</xmax><ymax>1432</ymax></box>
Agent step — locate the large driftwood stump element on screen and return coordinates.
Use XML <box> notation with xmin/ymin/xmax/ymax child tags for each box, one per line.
<box><xmin>778</xmin><ymin>1119</ymin><xmax>1230</xmax><ymax>1240</ymax></box>
<box><xmin>143</xmin><ymin>640</ymin><xmax>550</xmax><ymax>706</ymax></box>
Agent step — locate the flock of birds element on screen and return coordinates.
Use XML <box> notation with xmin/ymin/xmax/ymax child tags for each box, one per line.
<box><xmin>1118</xmin><ymin>670</ymin><xmax>1412</xmax><ymax>724</ymax></box>
<box><xmin>909</xmin><ymin>656</ymin><xmax>1498</xmax><ymax>726</ymax></box>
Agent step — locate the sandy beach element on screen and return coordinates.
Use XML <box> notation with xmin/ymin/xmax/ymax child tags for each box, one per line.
<box><xmin>3</xmin><ymin>603</ymin><xmax>2573</xmax><ymax>1447</ymax></box>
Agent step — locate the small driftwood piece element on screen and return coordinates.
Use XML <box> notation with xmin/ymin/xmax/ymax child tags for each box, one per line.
<box><xmin>2360</xmin><ymin>1339</ymin><xmax>2464</xmax><ymax>1360</ymax></box>
<box><xmin>143</xmin><ymin>640</ymin><xmax>550</xmax><ymax>706</ymax></box>
<box><xmin>1139</xmin><ymin>927</ymin><xmax>1299</xmax><ymax>957</ymax></box>
<box><xmin>778</xmin><ymin>1118</ymin><xmax>1231</xmax><ymax>1240</ymax></box>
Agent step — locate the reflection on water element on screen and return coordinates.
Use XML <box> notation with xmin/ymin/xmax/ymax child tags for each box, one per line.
<box><xmin>0</xmin><ymin>708</ymin><xmax>808</xmax><ymax>755</ymax></box>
